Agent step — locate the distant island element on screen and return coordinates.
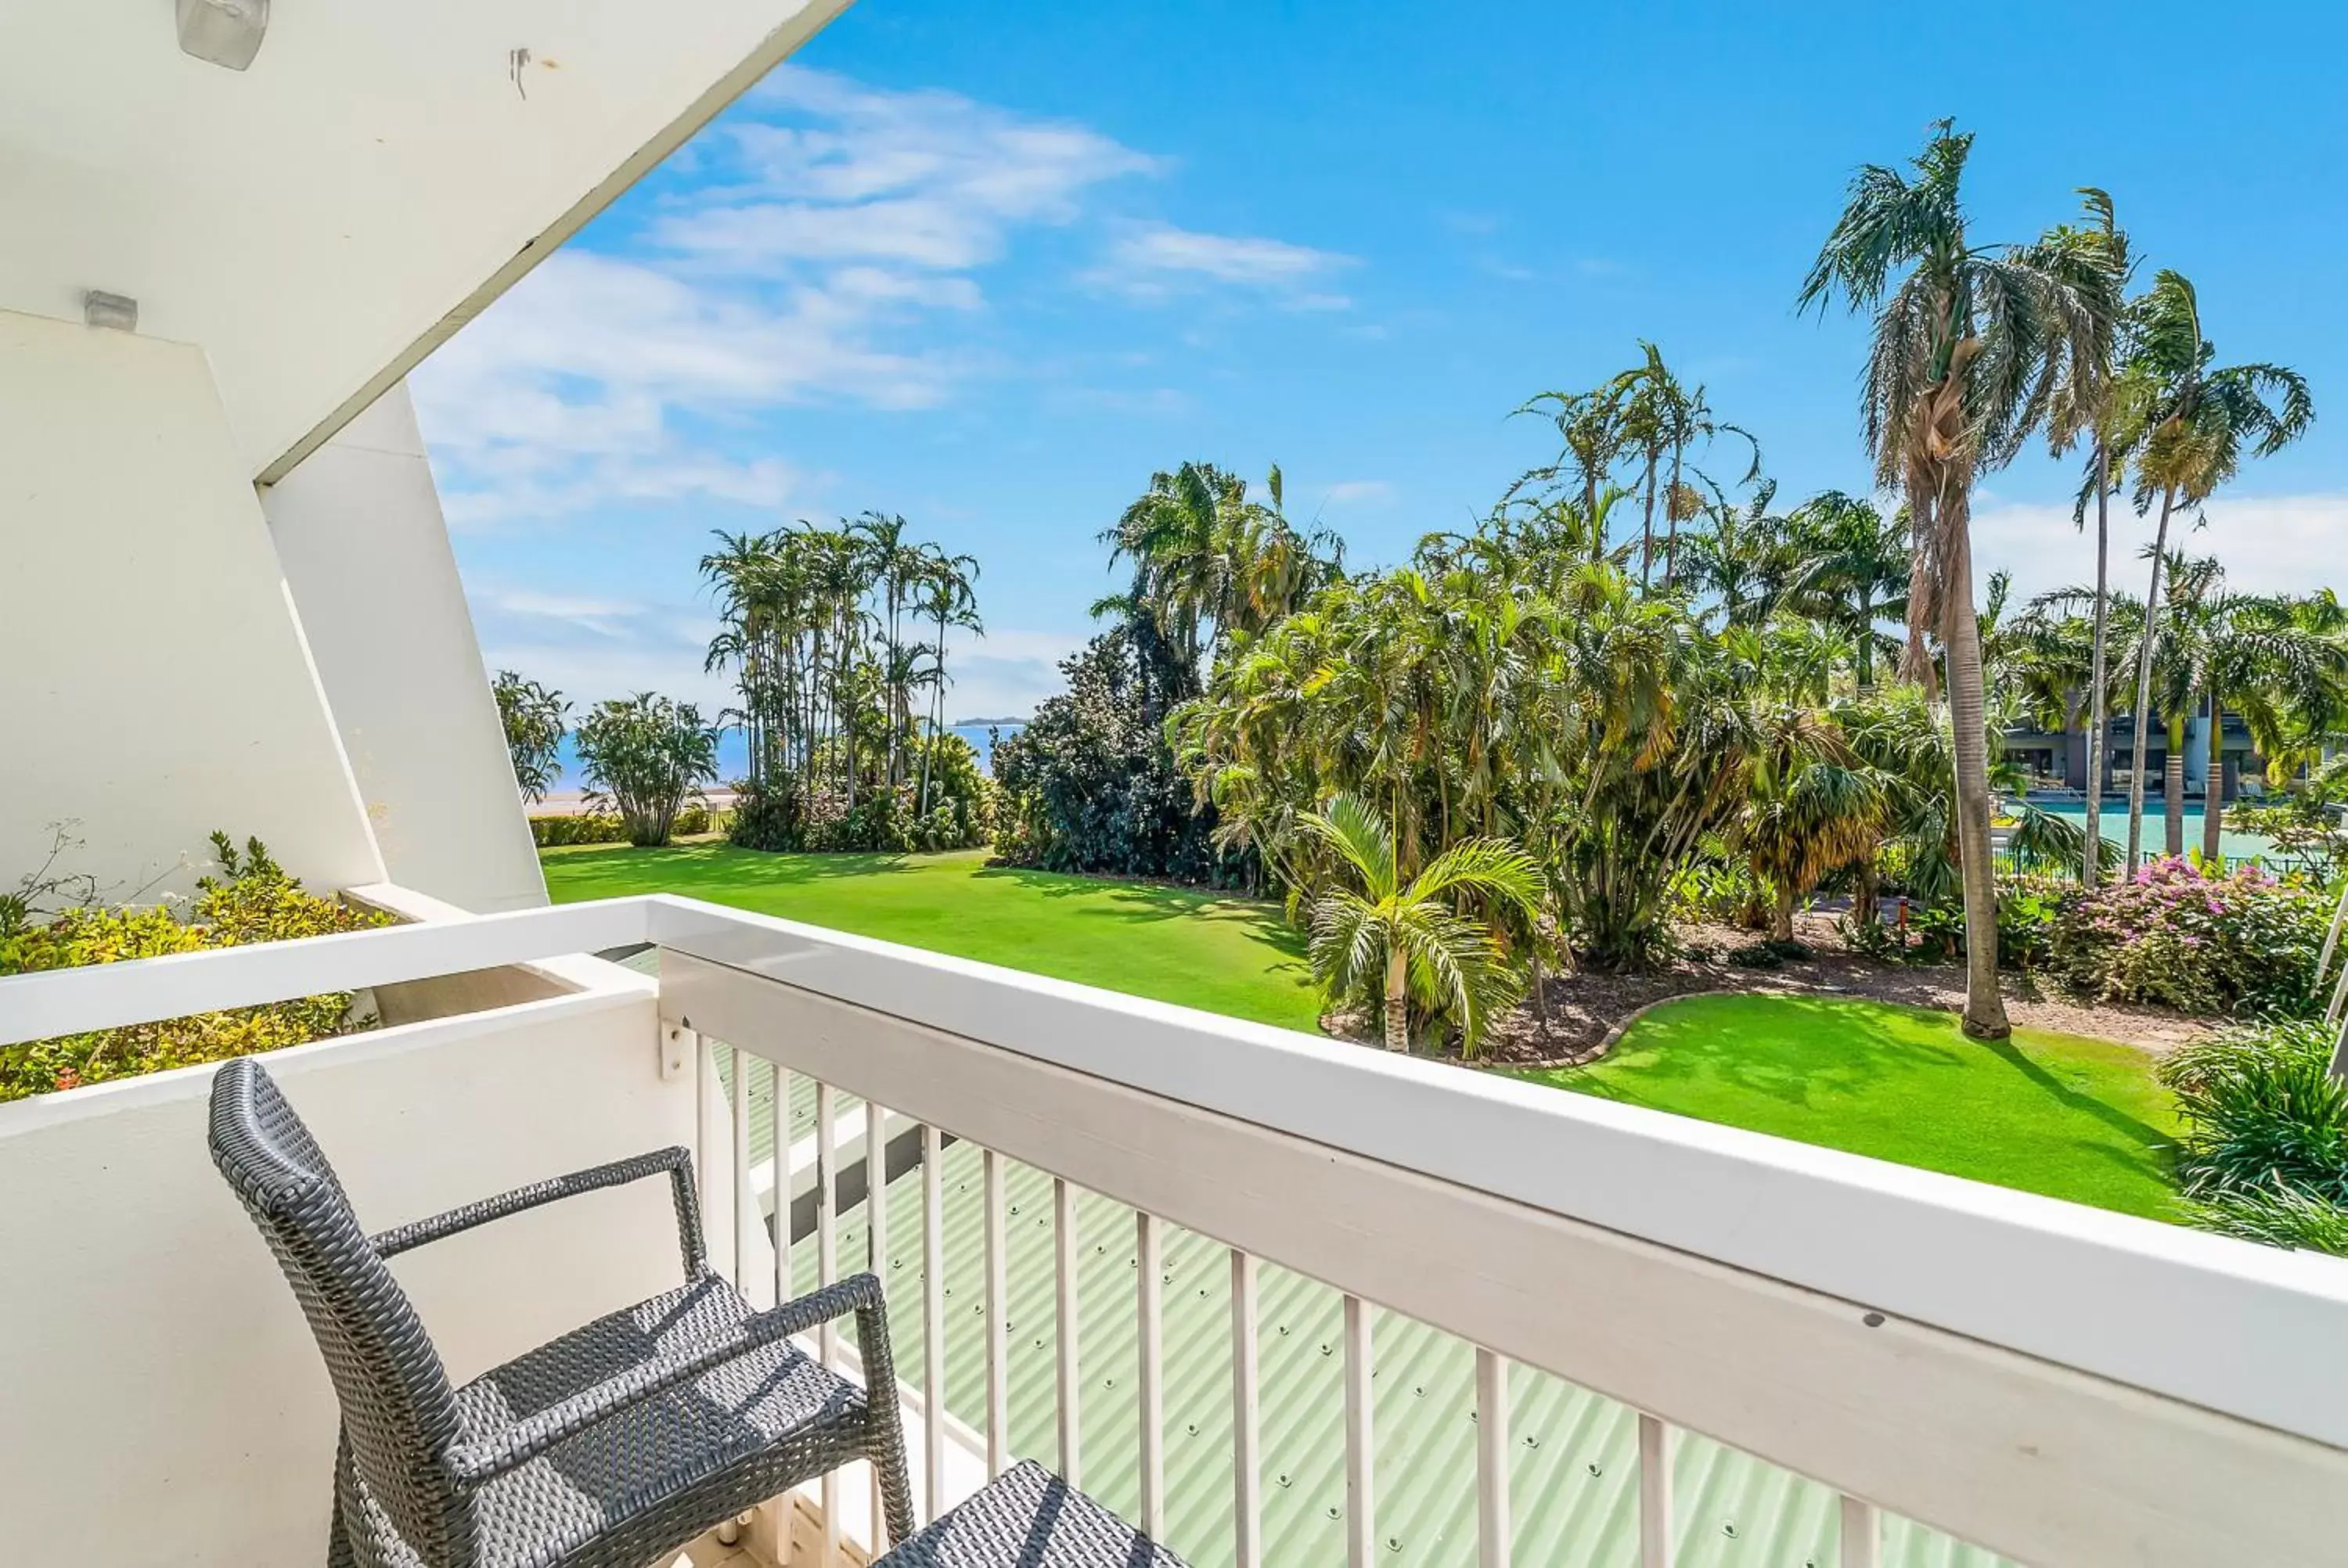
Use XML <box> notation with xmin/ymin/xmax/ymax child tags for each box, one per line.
<box><xmin>951</xmin><ymin>716</ymin><xmax>1028</xmax><ymax>728</ymax></box>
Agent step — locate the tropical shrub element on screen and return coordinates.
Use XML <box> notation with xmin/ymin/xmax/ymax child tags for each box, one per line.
<box><xmin>1994</xmin><ymin>874</ymin><xmax>2071</xmax><ymax>969</ymax></box>
<box><xmin>574</xmin><ymin>692</ymin><xmax>719</xmax><ymax>847</ymax></box>
<box><xmin>493</xmin><ymin>670</ymin><xmax>569</xmax><ymax>803</ymax></box>
<box><xmin>727</xmin><ymin>775</ymin><xmax>805</xmax><ymax>852</ymax></box>
<box><xmin>2047</xmin><ymin>858</ymin><xmax>2332</xmax><ymax>1016</ymax></box>
<box><xmin>996</xmin><ymin>631</ymin><xmax>1227</xmax><ymax>883</ymax></box>
<box><xmin>531</xmin><ymin>804</ymin><xmax>715</xmax><ymax>848</ymax></box>
<box><xmin>1299</xmin><ymin>795</ymin><xmax>1544</xmax><ymax>1053</ymax></box>
<box><xmin>0</xmin><ymin>835</ymin><xmax>389</xmax><ymax>1103</ymax></box>
<box><xmin>2161</xmin><ymin>1020</ymin><xmax>2348</xmax><ymax>1254</ymax></box>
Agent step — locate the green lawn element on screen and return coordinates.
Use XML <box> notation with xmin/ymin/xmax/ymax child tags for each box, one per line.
<box><xmin>1515</xmin><ymin>993</ymin><xmax>2182</xmax><ymax>1220</ymax></box>
<box><xmin>541</xmin><ymin>843</ymin><xmax>1322</xmax><ymax>1031</ymax></box>
<box><xmin>546</xmin><ymin>845</ymin><xmax>2181</xmax><ymax>1221</ymax></box>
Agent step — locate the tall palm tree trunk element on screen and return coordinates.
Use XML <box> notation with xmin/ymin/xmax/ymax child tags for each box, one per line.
<box><xmin>2125</xmin><ymin>487</ymin><xmax>2178</xmax><ymax>869</ymax></box>
<box><xmin>1663</xmin><ymin>443</ymin><xmax>1685</xmax><ymax>585</ymax></box>
<box><xmin>1940</xmin><ymin>505</ymin><xmax>2012</xmax><ymax>1039</ymax></box>
<box><xmin>2202</xmin><ymin>702</ymin><xmax>2227</xmax><ymax>863</ymax></box>
<box><xmin>2082</xmin><ymin>446</ymin><xmax>2112</xmax><ymax>885</ymax></box>
<box><xmin>1382</xmin><ymin>945</ymin><xmax>1408</xmax><ymax>1052</ymax></box>
<box><xmin>1640</xmin><ymin>458</ymin><xmax>1659</xmax><ymax>589</ymax></box>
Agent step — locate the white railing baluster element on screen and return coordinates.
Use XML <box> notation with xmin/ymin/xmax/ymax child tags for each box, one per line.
<box><xmin>985</xmin><ymin>1147</ymin><xmax>1009</xmax><ymax>1477</ymax></box>
<box><xmin>1639</xmin><ymin>1412</ymin><xmax>1673</xmax><ymax>1568</ymax></box>
<box><xmin>1232</xmin><ymin>1249</ymin><xmax>1262</xmax><ymax>1568</ymax></box>
<box><xmin>770</xmin><ymin>1063</ymin><xmax>789</xmax><ymax>1310</ymax></box>
<box><xmin>1344</xmin><ymin>1293</ymin><xmax>1374</xmax><ymax>1568</ymax></box>
<box><xmin>693</xmin><ymin>1032</ymin><xmax>715</xmax><ymax>1242</ymax></box>
<box><xmin>1476</xmin><ymin>1348</ymin><xmax>1510</xmax><ymax>1568</ymax></box>
<box><xmin>1840</xmin><ymin>1494</ymin><xmax>1879</xmax><ymax>1568</ymax></box>
<box><xmin>730</xmin><ymin>1046</ymin><xmax>752</xmax><ymax>1286</ymax></box>
<box><xmin>921</xmin><ymin>1121</ymin><xmax>946</xmax><ymax>1523</ymax></box>
<box><xmin>816</xmin><ymin>1081</ymin><xmax>838</xmax><ymax>1561</ymax></box>
<box><xmin>1138</xmin><ymin>1211</ymin><xmax>1165</xmax><ymax>1539</ymax></box>
<box><xmin>867</xmin><ymin>1097</ymin><xmax>891</xmax><ymax>1550</ymax></box>
<box><xmin>1055</xmin><ymin>1177</ymin><xmax>1082</xmax><ymax>1489</ymax></box>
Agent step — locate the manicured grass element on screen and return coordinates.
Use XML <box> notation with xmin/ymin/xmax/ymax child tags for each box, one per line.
<box><xmin>540</xmin><ymin>843</ymin><xmax>1322</xmax><ymax>1032</ymax></box>
<box><xmin>1515</xmin><ymin>993</ymin><xmax>2182</xmax><ymax>1220</ymax></box>
<box><xmin>546</xmin><ymin>846</ymin><xmax>2182</xmax><ymax>1220</ymax></box>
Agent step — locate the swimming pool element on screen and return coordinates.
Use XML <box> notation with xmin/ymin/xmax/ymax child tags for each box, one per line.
<box><xmin>2033</xmin><ymin>799</ymin><xmax>2281</xmax><ymax>866</ymax></box>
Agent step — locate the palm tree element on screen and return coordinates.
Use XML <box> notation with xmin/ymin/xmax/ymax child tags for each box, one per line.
<box><xmin>1799</xmin><ymin>120</ymin><xmax>2117</xmax><ymax>1039</ymax></box>
<box><xmin>1299</xmin><ymin>793</ymin><xmax>1544</xmax><ymax>1053</ymax></box>
<box><xmin>2039</xmin><ymin>189</ymin><xmax>2137</xmax><ymax>883</ymax></box>
<box><xmin>1737</xmin><ymin>704</ymin><xmax>1887</xmax><ymax>939</ymax></box>
<box><xmin>1781</xmin><ymin>491</ymin><xmax>1910</xmax><ymax>690</ymax></box>
<box><xmin>2119</xmin><ymin>270</ymin><xmax>2314</xmax><ymax>869</ymax></box>
<box><xmin>914</xmin><ymin>550</ymin><xmax>981</xmax><ymax>816</ymax></box>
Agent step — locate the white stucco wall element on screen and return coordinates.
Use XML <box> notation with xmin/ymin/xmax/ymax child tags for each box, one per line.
<box><xmin>264</xmin><ymin>384</ymin><xmax>548</xmax><ymax>913</ymax></box>
<box><xmin>0</xmin><ymin>308</ymin><xmax>384</xmax><ymax>900</ymax></box>
<box><xmin>0</xmin><ymin>980</ymin><xmax>686</xmax><ymax>1567</ymax></box>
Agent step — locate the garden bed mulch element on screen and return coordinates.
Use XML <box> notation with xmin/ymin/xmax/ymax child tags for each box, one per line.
<box><xmin>1451</xmin><ymin>912</ymin><xmax>2215</xmax><ymax>1068</ymax></box>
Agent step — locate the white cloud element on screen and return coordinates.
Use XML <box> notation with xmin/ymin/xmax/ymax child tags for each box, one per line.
<box><xmin>415</xmin><ymin>67</ymin><xmax>1161</xmax><ymax>527</ymax></box>
<box><xmin>1318</xmin><ymin>479</ymin><xmax>1395</xmax><ymax>509</ymax></box>
<box><xmin>470</xmin><ymin>578</ymin><xmax>1082</xmax><ymax>724</ymax></box>
<box><xmin>1972</xmin><ymin>491</ymin><xmax>2348</xmax><ymax>610</ymax></box>
<box><xmin>1089</xmin><ymin>221</ymin><xmax>1356</xmax><ymax>307</ymax></box>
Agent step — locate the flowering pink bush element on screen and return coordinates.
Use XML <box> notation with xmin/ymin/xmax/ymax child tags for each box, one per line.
<box><xmin>2048</xmin><ymin>858</ymin><xmax>2333</xmax><ymax>1016</ymax></box>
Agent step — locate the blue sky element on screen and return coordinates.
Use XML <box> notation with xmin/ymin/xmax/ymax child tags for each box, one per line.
<box><xmin>413</xmin><ymin>0</ymin><xmax>2348</xmax><ymax>721</ymax></box>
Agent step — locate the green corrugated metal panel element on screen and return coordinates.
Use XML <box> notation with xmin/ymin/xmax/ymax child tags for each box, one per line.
<box><xmin>721</xmin><ymin>1111</ymin><xmax>2011</xmax><ymax>1568</ymax></box>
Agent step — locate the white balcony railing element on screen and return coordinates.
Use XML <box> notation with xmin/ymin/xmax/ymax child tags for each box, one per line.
<box><xmin>5</xmin><ymin>892</ymin><xmax>2348</xmax><ymax>1568</ymax></box>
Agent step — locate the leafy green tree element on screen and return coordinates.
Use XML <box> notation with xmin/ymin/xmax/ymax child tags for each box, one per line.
<box><xmin>1299</xmin><ymin>793</ymin><xmax>1543</xmax><ymax>1053</ymax></box>
<box><xmin>574</xmin><ymin>693</ymin><xmax>718</xmax><ymax>848</ymax></box>
<box><xmin>1799</xmin><ymin>120</ymin><xmax>2119</xmax><ymax>1039</ymax></box>
<box><xmin>492</xmin><ymin>670</ymin><xmax>568</xmax><ymax>803</ymax></box>
<box><xmin>1780</xmin><ymin>491</ymin><xmax>1910</xmax><ymax>690</ymax></box>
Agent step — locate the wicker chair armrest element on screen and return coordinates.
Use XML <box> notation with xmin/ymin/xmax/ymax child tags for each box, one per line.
<box><xmin>441</xmin><ymin>1272</ymin><xmax>889</xmax><ymax>1491</ymax></box>
<box><xmin>371</xmin><ymin>1145</ymin><xmax>708</xmax><ymax>1278</ymax></box>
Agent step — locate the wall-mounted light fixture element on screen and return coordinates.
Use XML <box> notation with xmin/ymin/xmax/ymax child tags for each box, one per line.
<box><xmin>177</xmin><ymin>0</ymin><xmax>270</xmax><ymax>72</ymax></box>
<box><xmin>84</xmin><ymin>292</ymin><xmax>139</xmax><ymax>333</ymax></box>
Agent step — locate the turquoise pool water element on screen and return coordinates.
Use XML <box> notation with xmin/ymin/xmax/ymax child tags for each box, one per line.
<box><xmin>2035</xmin><ymin>799</ymin><xmax>2281</xmax><ymax>866</ymax></box>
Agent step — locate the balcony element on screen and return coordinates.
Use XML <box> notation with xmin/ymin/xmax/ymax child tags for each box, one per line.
<box><xmin>4</xmin><ymin>893</ymin><xmax>2346</xmax><ymax>1568</ymax></box>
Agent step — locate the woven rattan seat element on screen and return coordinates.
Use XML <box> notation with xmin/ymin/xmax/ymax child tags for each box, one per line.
<box><xmin>873</xmin><ymin>1461</ymin><xmax>1190</xmax><ymax>1568</ymax></box>
<box><xmin>209</xmin><ymin>1056</ymin><xmax>913</xmax><ymax>1568</ymax></box>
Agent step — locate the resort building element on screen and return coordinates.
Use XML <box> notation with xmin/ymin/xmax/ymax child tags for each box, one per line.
<box><xmin>2003</xmin><ymin>707</ymin><xmax>2265</xmax><ymax>798</ymax></box>
<box><xmin>2</xmin><ymin>7</ymin><xmax>2344</xmax><ymax>1568</ymax></box>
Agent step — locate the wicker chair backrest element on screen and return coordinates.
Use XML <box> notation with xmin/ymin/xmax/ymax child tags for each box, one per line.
<box><xmin>209</xmin><ymin>1058</ymin><xmax>474</xmax><ymax>1565</ymax></box>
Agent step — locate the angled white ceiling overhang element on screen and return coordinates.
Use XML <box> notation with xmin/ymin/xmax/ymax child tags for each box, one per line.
<box><xmin>0</xmin><ymin>0</ymin><xmax>849</xmax><ymax>481</ymax></box>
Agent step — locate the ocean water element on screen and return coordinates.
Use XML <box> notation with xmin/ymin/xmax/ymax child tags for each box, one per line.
<box><xmin>546</xmin><ymin>722</ymin><xmax>1024</xmax><ymax>793</ymax></box>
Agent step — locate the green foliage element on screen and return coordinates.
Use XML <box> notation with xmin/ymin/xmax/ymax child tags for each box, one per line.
<box><xmin>2161</xmin><ymin>1020</ymin><xmax>2348</xmax><ymax>1253</ymax></box>
<box><xmin>0</xmin><ymin>834</ymin><xmax>389</xmax><ymax>1103</ymax></box>
<box><xmin>726</xmin><ymin>774</ymin><xmax>806</xmax><ymax>852</ymax></box>
<box><xmin>531</xmin><ymin>804</ymin><xmax>716</xmax><ymax>848</ymax></box>
<box><xmin>574</xmin><ymin>692</ymin><xmax>719</xmax><ymax>847</ymax></box>
<box><xmin>1994</xmin><ymin>874</ymin><xmax>2071</xmax><ymax>969</ymax></box>
<box><xmin>2047</xmin><ymin>858</ymin><xmax>2333</xmax><ymax>1016</ymax></box>
<box><xmin>994</xmin><ymin>630</ymin><xmax>1230</xmax><ymax>883</ymax></box>
<box><xmin>493</xmin><ymin>671</ymin><xmax>569</xmax><ymax>803</ymax></box>
<box><xmin>1299</xmin><ymin>794</ymin><xmax>1544</xmax><ymax>1053</ymax></box>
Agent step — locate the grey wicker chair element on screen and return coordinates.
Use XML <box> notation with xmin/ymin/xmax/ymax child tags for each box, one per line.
<box><xmin>208</xmin><ymin>1056</ymin><xmax>915</xmax><ymax>1568</ymax></box>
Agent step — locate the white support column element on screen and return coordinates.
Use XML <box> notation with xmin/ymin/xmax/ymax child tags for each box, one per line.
<box><xmin>985</xmin><ymin>1148</ymin><xmax>1009</xmax><ymax>1478</ymax></box>
<box><xmin>1344</xmin><ymin>1294</ymin><xmax>1374</xmax><ymax>1568</ymax></box>
<box><xmin>1639</xmin><ymin>1413</ymin><xmax>1673</xmax><ymax>1568</ymax></box>
<box><xmin>1840</xmin><ymin>1494</ymin><xmax>1880</xmax><ymax>1568</ymax></box>
<box><xmin>1476</xmin><ymin>1348</ymin><xmax>1510</xmax><ymax>1568</ymax></box>
<box><xmin>921</xmin><ymin>1122</ymin><xmax>947</xmax><ymax>1523</ymax></box>
<box><xmin>1055</xmin><ymin>1177</ymin><xmax>1082</xmax><ymax>1489</ymax></box>
<box><xmin>1138</xmin><ymin>1211</ymin><xmax>1165</xmax><ymax>1539</ymax></box>
<box><xmin>1232</xmin><ymin>1249</ymin><xmax>1262</xmax><ymax>1568</ymax></box>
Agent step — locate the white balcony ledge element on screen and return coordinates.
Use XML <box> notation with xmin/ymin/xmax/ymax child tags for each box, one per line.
<box><xmin>2</xmin><ymin>890</ymin><xmax>2346</xmax><ymax>1568</ymax></box>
